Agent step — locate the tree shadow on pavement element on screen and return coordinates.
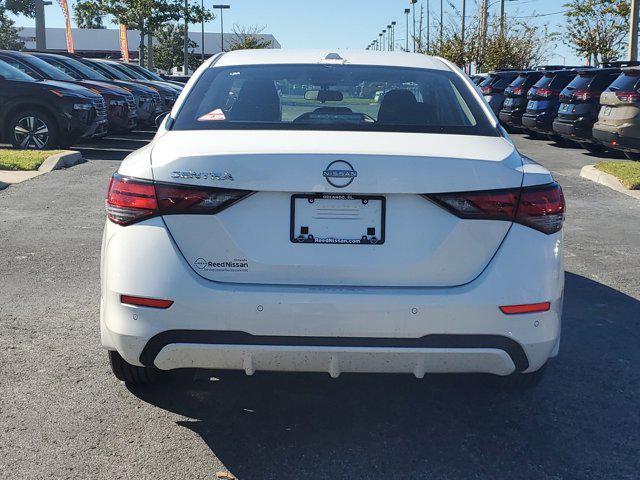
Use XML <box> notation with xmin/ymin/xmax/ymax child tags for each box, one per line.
<box><xmin>129</xmin><ymin>272</ymin><xmax>640</xmax><ymax>480</ymax></box>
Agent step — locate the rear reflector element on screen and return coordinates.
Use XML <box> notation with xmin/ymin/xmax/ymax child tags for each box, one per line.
<box><xmin>120</xmin><ymin>295</ymin><xmax>174</xmax><ymax>309</ymax></box>
<box><xmin>500</xmin><ymin>302</ymin><xmax>551</xmax><ymax>315</ymax></box>
<box><xmin>426</xmin><ymin>182</ymin><xmax>565</xmax><ymax>234</ymax></box>
<box><xmin>106</xmin><ymin>173</ymin><xmax>253</xmax><ymax>225</ymax></box>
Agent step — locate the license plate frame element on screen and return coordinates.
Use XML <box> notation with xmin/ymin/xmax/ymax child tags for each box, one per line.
<box><xmin>290</xmin><ymin>194</ymin><xmax>386</xmax><ymax>245</ymax></box>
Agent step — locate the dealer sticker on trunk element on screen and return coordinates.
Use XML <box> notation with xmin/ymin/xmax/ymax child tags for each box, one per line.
<box><xmin>194</xmin><ymin>257</ymin><xmax>249</xmax><ymax>272</ymax></box>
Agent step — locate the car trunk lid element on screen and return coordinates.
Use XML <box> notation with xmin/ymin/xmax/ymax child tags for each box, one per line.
<box><xmin>150</xmin><ymin>130</ymin><xmax>523</xmax><ymax>287</ymax></box>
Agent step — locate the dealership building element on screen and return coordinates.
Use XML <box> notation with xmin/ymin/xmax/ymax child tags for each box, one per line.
<box><xmin>17</xmin><ymin>27</ymin><xmax>280</xmax><ymax>61</ymax></box>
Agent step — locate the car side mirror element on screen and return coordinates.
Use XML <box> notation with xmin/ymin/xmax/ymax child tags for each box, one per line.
<box><xmin>155</xmin><ymin>112</ymin><xmax>169</xmax><ymax>128</ymax></box>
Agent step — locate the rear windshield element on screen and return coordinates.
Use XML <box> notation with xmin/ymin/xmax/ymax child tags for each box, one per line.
<box><xmin>173</xmin><ymin>64</ymin><xmax>497</xmax><ymax>136</ymax></box>
<box><xmin>533</xmin><ymin>75</ymin><xmax>553</xmax><ymax>89</ymax></box>
<box><xmin>565</xmin><ymin>74</ymin><xmax>592</xmax><ymax>90</ymax></box>
<box><xmin>479</xmin><ymin>73</ymin><xmax>519</xmax><ymax>88</ymax></box>
<box><xmin>606</xmin><ymin>72</ymin><xmax>640</xmax><ymax>92</ymax></box>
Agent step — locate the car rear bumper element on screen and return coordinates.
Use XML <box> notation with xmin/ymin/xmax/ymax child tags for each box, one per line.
<box><xmin>552</xmin><ymin>119</ymin><xmax>594</xmax><ymax>143</ymax></box>
<box><xmin>592</xmin><ymin>125</ymin><xmax>640</xmax><ymax>152</ymax></box>
<box><xmin>498</xmin><ymin>109</ymin><xmax>524</xmax><ymax>127</ymax></box>
<box><xmin>100</xmin><ymin>218</ymin><xmax>564</xmax><ymax>376</ymax></box>
<box><xmin>522</xmin><ymin>112</ymin><xmax>554</xmax><ymax>133</ymax></box>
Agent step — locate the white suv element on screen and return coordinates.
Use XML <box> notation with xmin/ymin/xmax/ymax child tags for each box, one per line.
<box><xmin>101</xmin><ymin>50</ymin><xmax>564</xmax><ymax>388</ymax></box>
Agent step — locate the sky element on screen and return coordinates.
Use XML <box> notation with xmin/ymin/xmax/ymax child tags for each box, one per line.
<box><xmin>8</xmin><ymin>0</ymin><xmax>581</xmax><ymax>65</ymax></box>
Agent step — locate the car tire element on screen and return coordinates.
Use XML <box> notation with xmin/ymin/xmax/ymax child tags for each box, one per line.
<box><xmin>624</xmin><ymin>151</ymin><xmax>640</xmax><ymax>161</ymax></box>
<box><xmin>497</xmin><ymin>365</ymin><xmax>547</xmax><ymax>390</ymax></box>
<box><xmin>8</xmin><ymin>109</ymin><xmax>59</xmax><ymax>149</ymax></box>
<box><xmin>108</xmin><ymin>350</ymin><xmax>159</xmax><ymax>385</ymax></box>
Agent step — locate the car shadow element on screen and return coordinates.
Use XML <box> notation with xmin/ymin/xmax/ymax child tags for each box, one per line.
<box><xmin>73</xmin><ymin>130</ymin><xmax>155</xmax><ymax>161</ymax></box>
<box><xmin>128</xmin><ymin>272</ymin><xmax>640</xmax><ymax>479</ymax></box>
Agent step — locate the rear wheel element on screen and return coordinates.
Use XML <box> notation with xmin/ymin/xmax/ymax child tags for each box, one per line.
<box><xmin>624</xmin><ymin>151</ymin><xmax>640</xmax><ymax>161</ymax></box>
<box><xmin>497</xmin><ymin>365</ymin><xmax>546</xmax><ymax>390</ymax></box>
<box><xmin>108</xmin><ymin>350</ymin><xmax>159</xmax><ymax>385</ymax></box>
<box><xmin>8</xmin><ymin>110</ymin><xmax>58</xmax><ymax>149</ymax></box>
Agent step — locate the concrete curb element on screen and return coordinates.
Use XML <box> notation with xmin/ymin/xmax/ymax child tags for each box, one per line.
<box><xmin>580</xmin><ymin>165</ymin><xmax>640</xmax><ymax>200</ymax></box>
<box><xmin>0</xmin><ymin>150</ymin><xmax>83</xmax><ymax>191</ymax></box>
<box><xmin>38</xmin><ymin>150</ymin><xmax>84</xmax><ymax>172</ymax></box>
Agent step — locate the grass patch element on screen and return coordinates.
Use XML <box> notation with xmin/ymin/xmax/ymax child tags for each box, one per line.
<box><xmin>0</xmin><ymin>148</ymin><xmax>63</xmax><ymax>171</ymax></box>
<box><xmin>596</xmin><ymin>161</ymin><xmax>640</xmax><ymax>190</ymax></box>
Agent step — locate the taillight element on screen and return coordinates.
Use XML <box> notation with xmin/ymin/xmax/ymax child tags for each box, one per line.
<box><xmin>510</xmin><ymin>87</ymin><xmax>525</xmax><ymax>96</ymax></box>
<box><xmin>572</xmin><ymin>90</ymin><xmax>599</xmax><ymax>101</ymax></box>
<box><xmin>535</xmin><ymin>88</ymin><xmax>557</xmax><ymax>98</ymax></box>
<box><xmin>614</xmin><ymin>91</ymin><xmax>640</xmax><ymax>103</ymax></box>
<box><xmin>481</xmin><ymin>86</ymin><xmax>493</xmax><ymax>95</ymax></box>
<box><xmin>106</xmin><ymin>173</ymin><xmax>253</xmax><ymax>225</ymax></box>
<box><xmin>426</xmin><ymin>182</ymin><xmax>565</xmax><ymax>234</ymax></box>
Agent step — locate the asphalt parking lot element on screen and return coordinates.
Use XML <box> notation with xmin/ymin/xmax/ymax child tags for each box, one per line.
<box><xmin>1</xmin><ymin>132</ymin><xmax>639</xmax><ymax>480</ymax></box>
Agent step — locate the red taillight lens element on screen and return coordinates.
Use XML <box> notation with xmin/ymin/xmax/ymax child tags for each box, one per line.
<box><xmin>515</xmin><ymin>183</ymin><xmax>565</xmax><ymax>234</ymax></box>
<box><xmin>500</xmin><ymin>302</ymin><xmax>551</xmax><ymax>315</ymax></box>
<box><xmin>511</xmin><ymin>87</ymin><xmax>525</xmax><ymax>96</ymax></box>
<box><xmin>535</xmin><ymin>88</ymin><xmax>557</xmax><ymax>98</ymax></box>
<box><xmin>120</xmin><ymin>295</ymin><xmax>173</xmax><ymax>309</ymax></box>
<box><xmin>481</xmin><ymin>86</ymin><xmax>493</xmax><ymax>94</ymax></box>
<box><xmin>106</xmin><ymin>174</ymin><xmax>158</xmax><ymax>225</ymax></box>
<box><xmin>614</xmin><ymin>91</ymin><xmax>640</xmax><ymax>103</ymax></box>
<box><xmin>426</xmin><ymin>183</ymin><xmax>565</xmax><ymax>234</ymax></box>
<box><xmin>572</xmin><ymin>90</ymin><xmax>598</xmax><ymax>101</ymax></box>
<box><xmin>106</xmin><ymin>173</ymin><xmax>253</xmax><ymax>225</ymax></box>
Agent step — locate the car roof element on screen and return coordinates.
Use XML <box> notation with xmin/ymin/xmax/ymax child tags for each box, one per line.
<box><xmin>211</xmin><ymin>49</ymin><xmax>450</xmax><ymax>71</ymax></box>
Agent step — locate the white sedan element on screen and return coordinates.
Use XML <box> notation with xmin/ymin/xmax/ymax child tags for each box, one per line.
<box><xmin>101</xmin><ymin>50</ymin><xmax>565</xmax><ymax>388</ymax></box>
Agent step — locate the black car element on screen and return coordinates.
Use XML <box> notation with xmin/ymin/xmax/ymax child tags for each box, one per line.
<box><xmin>34</xmin><ymin>53</ymin><xmax>161</xmax><ymax>127</ymax></box>
<box><xmin>118</xmin><ymin>62</ymin><xmax>185</xmax><ymax>88</ymax></box>
<box><xmin>552</xmin><ymin>68</ymin><xmax>621</xmax><ymax>150</ymax></box>
<box><xmin>521</xmin><ymin>70</ymin><xmax>581</xmax><ymax>139</ymax></box>
<box><xmin>498</xmin><ymin>70</ymin><xmax>544</xmax><ymax>130</ymax></box>
<box><xmin>0</xmin><ymin>50</ymin><xmax>116</xmax><ymax>137</ymax></box>
<box><xmin>478</xmin><ymin>70</ymin><xmax>523</xmax><ymax>116</ymax></box>
<box><xmin>95</xmin><ymin>59</ymin><xmax>180</xmax><ymax>112</ymax></box>
<box><xmin>0</xmin><ymin>59</ymin><xmax>103</xmax><ymax>149</ymax></box>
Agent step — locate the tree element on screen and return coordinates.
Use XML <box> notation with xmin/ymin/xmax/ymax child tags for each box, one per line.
<box><xmin>153</xmin><ymin>22</ymin><xmax>199</xmax><ymax>73</ymax></box>
<box><xmin>563</xmin><ymin>0</ymin><xmax>630</xmax><ymax>65</ymax></box>
<box><xmin>228</xmin><ymin>24</ymin><xmax>272</xmax><ymax>51</ymax></box>
<box><xmin>3</xmin><ymin>0</ymin><xmax>34</xmax><ymax>17</ymax></box>
<box><xmin>0</xmin><ymin>7</ymin><xmax>25</xmax><ymax>49</ymax></box>
<box><xmin>73</xmin><ymin>0</ymin><xmax>105</xmax><ymax>28</ymax></box>
<box><xmin>78</xmin><ymin>0</ymin><xmax>212</xmax><ymax>66</ymax></box>
<box><xmin>416</xmin><ymin>5</ymin><xmax>554</xmax><ymax>73</ymax></box>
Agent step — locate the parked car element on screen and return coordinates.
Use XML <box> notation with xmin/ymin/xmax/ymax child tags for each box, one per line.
<box><xmin>593</xmin><ymin>67</ymin><xmax>640</xmax><ymax>159</ymax></box>
<box><xmin>102</xmin><ymin>50</ymin><xmax>565</xmax><ymax>389</ymax></box>
<box><xmin>78</xmin><ymin>58</ymin><xmax>164</xmax><ymax>122</ymax></box>
<box><xmin>470</xmin><ymin>74</ymin><xmax>488</xmax><ymax>85</ymax></box>
<box><xmin>43</xmin><ymin>54</ymin><xmax>162</xmax><ymax>126</ymax></box>
<box><xmin>117</xmin><ymin>62</ymin><xmax>185</xmax><ymax>88</ymax></box>
<box><xmin>498</xmin><ymin>70</ymin><xmax>544</xmax><ymax>130</ymax></box>
<box><xmin>478</xmin><ymin>70</ymin><xmax>523</xmax><ymax>116</ymax></box>
<box><xmin>95</xmin><ymin>59</ymin><xmax>180</xmax><ymax>112</ymax></box>
<box><xmin>551</xmin><ymin>68</ymin><xmax>621</xmax><ymax>151</ymax></box>
<box><xmin>521</xmin><ymin>69</ymin><xmax>580</xmax><ymax>140</ymax></box>
<box><xmin>0</xmin><ymin>50</ymin><xmax>109</xmax><ymax>137</ymax></box>
<box><xmin>0</xmin><ymin>59</ymin><xmax>104</xmax><ymax>149</ymax></box>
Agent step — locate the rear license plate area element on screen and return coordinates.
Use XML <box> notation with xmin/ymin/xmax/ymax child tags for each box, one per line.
<box><xmin>291</xmin><ymin>194</ymin><xmax>385</xmax><ymax>245</ymax></box>
<box><xmin>602</xmin><ymin>106</ymin><xmax>612</xmax><ymax>116</ymax></box>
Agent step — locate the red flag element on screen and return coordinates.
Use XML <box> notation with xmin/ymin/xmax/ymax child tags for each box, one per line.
<box><xmin>58</xmin><ymin>0</ymin><xmax>74</xmax><ymax>53</ymax></box>
<box><xmin>119</xmin><ymin>24</ymin><xmax>130</xmax><ymax>62</ymax></box>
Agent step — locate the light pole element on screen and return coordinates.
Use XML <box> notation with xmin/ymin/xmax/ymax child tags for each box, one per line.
<box><xmin>35</xmin><ymin>0</ymin><xmax>52</xmax><ymax>50</ymax></box>
<box><xmin>461</xmin><ymin>0</ymin><xmax>466</xmax><ymax>68</ymax></box>
<box><xmin>410</xmin><ymin>0</ymin><xmax>417</xmax><ymax>52</ymax></box>
<box><xmin>184</xmin><ymin>0</ymin><xmax>189</xmax><ymax>75</ymax></box>
<box><xmin>201</xmin><ymin>0</ymin><xmax>205</xmax><ymax>61</ymax></box>
<box><xmin>379</xmin><ymin>33</ymin><xmax>383</xmax><ymax>51</ymax></box>
<box><xmin>382</xmin><ymin>30</ymin><xmax>386</xmax><ymax>51</ymax></box>
<box><xmin>213</xmin><ymin>4</ymin><xmax>230</xmax><ymax>53</ymax></box>
<box><xmin>391</xmin><ymin>21</ymin><xmax>396</xmax><ymax>51</ymax></box>
<box><xmin>387</xmin><ymin>25</ymin><xmax>392</xmax><ymax>51</ymax></box>
<box><xmin>404</xmin><ymin>9</ymin><xmax>410</xmax><ymax>51</ymax></box>
<box><xmin>426</xmin><ymin>0</ymin><xmax>430</xmax><ymax>52</ymax></box>
<box><xmin>630</xmin><ymin>0</ymin><xmax>639</xmax><ymax>60</ymax></box>
<box><xmin>440</xmin><ymin>0</ymin><xmax>443</xmax><ymax>45</ymax></box>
